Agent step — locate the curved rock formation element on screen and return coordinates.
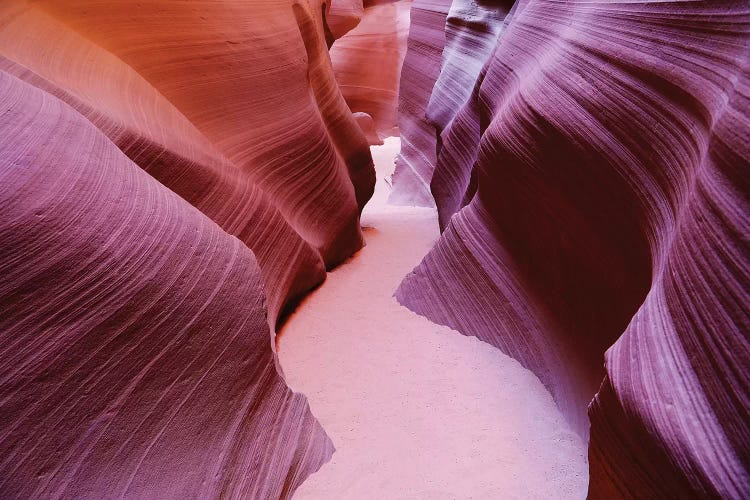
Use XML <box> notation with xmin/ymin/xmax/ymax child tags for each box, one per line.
<box><xmin>25</xmin><ymin>0</ymin><xmax>373</xmax><ymax>267</ymax></box>
<box><xmin>388</xmin><ymin>0</ymin><xmax>451</xmax><ymax>206</ymax></box>
<box><xmin>353</xmin><ymin>111</ymin><xmax>385</xmax><ymax>145</ymax></box>
<box><xmin>326</xmin><ymin>0</ymin><xmax>365</xmax><ymax>41</ymax></box>
<box><xmin>393</xmin><ymin>0</ymin><xmax>750</xmax><ymax>496</ymax></box>
<box><xmin>0</xmin><ymin>0</ymin><xmax>375</xmax><ymax>321</ymax></box>
<box><xmin>427</xmin><ymin>0</ymin><xmax>513</xmax><ymax>228</ymax></box>
<box><xmin>3</xmin><ymin>0</ymin><xmax>748</xmax><ymax>496</ymax></box>
<box><xmin>588</xmin><ymin>56</ymin><xmax>750</xmax><ymax>496</ymax></box>
<box><xmin>0</xmin><ymin>0</ymin><xmax>375</xmax><ymax>496</ymax></box>
<box><xmin>0</xmin><ymin>71</ymin><xmax>333</xmax><ymax>498</ymax></box>
<box><xmin>330</xmin><ymin>0</ymin><xmax>411</xmax><ymax>136</ymax></box>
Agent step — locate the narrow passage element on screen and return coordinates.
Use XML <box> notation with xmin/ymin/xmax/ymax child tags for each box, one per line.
<box><xmin>277</xmin><ymin>137</ymin><xmax>588</xmax><ymax>499</ymax></box>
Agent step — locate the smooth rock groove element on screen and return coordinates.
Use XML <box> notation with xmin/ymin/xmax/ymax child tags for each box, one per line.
<box><xmin>278</xmin><ymin>137</ymin><xmax>588</xmax><ymax>499</ymax></box>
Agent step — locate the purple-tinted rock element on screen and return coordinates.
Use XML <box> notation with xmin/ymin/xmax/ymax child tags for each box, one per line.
<box><xmin>394</xmin><ymin>0</ymin><xmax>750</xmax><ymax>496</ymax></box>
<box><xmin>388</xmin><ymin>0</ymin><xmax>451</xmax><ymax>206</ymax></box>
<box><xmin>0</xmin><ymin>71</ymin><xmax>333</xmax><ymax>498</ymax></box>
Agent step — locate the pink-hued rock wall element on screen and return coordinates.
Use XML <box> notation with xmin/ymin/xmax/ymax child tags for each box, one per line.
<box><xmin>330</xmin><ymin>0</ymin><xmax>412</xmax><ymax>137</ymax></box>
<box><xmin>327</xmin><ymin>0</ymin><xmax>365</xmax><ymax>41</ymax></box>
<box><xmin>393</xmin><ymin>0</ymin><xmax>750</xmax><ymax>496</ymax></box>
<box><xmin>0</xmin><ymin>0</ymin><xmax>374</xmax><ymax>496</ymax></box>
<box><xmin>353</xmin><ymin>111</ymin><xmax>385</xmax><ymax>145</ymax></box>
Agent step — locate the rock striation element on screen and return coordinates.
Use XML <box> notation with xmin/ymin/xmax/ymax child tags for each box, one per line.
<box><xmin>388</xmin><ymin>0</ymin><xmax>451</xmax><ymax>206</ymax></box>
<box><xmin>0</xmin><ymin>0</ymin><xmax>375</xmax><ymax>497</ymax></box>
<box><xmin>393</xmin><ymin>0</ymin><xmax>750</xmax><ymax>496</ymax></box>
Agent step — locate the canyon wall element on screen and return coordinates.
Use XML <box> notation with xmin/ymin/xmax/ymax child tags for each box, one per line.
<box><xmin>388</xmin><ymin>0</ymin><xmax>451</xmax><ymax>206</ymax></box>
<box><xmin>330</xmin><ymin>0</ymin><xmax>412</xmax><ymax>139</ymax></box>
<box><xmin>393</xmin><ymin>0</ymin><xmax>750</xmax><ymax>497</ymax></box>
<box><xmin>0</xmin><ymin>0</ymin><xmax>374</xmax><ymax>497</ymax></box>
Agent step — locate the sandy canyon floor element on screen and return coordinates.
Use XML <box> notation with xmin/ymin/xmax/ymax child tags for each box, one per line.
<box><xmin>277</xmin><ymin>137</ymin><xmax>588</xmax><ymax>499</ymax></box>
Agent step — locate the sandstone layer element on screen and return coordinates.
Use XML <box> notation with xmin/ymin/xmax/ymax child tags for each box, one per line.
<box><xmin>0</xmin><ymin>0</ymin><xmax>376</xmax><ymax>497</ymax></box>
<box><xmin>393</xmin><ymin>0</ymin><xmax>750</xmax><ymax>496</ymax></box>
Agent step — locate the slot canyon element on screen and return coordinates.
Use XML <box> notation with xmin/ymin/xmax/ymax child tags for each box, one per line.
<box><xmin>0</xmin><ymin>0</ymin><xmax>747</xmax><ymax>498</ymax></box>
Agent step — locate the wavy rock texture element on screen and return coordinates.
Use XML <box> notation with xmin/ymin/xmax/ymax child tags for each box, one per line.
<box><xmin>425</xmin><ymin>0</ymin><xmax>511</xmax><ymax>137</ymax></box>
<box><xmin>0</xmin><ymin>0</ymin><xmax>375</xmax><ymax>321</ymax></box>
<box><xmin>387</xmin><ymin>0</ymin><xmax>451</xmax><ymax>206</ymax></box>
<box><xmin>394</xmin><ymin>0</ymin><xmax>750</xmax><ymax>496</ymax></box>
<box><xmin>22</xmin><ymin>0</ymin><xmax>373</xmax><ymax>266</ymax></box>
<box><xmin>0</xmin><ymin>0</ymin><xmax>376</xmax><ymax>496</ymax></box>
<box><xmin>427</xmin><ymin>0</ymin><xmax>513</xmax><ymax>228</ymax></box>
<box><xmin>330</xmin><ymin>0</ymin><xmax>412</xmax><ymax>136</ymax></box>
<box><xmin>0</xmin><ymin>72</ymin><xmax>333</xmax><ymax>498</ymax></box>
<box><xmin>391</xmin><ymin>0</ymin><xmax>513</xmax><ymax>209</ymax></box>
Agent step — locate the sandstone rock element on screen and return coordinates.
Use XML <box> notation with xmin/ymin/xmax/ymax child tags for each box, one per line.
<box><xmin>326</xmin><ymin>0</ymin><xmax>365</xmax><ymax>41</ymax></box>
<box><xmin>388</xmin><ymin>0</ymin><xmax>451</xmax><ymax>206</ymax></box>
<box><xmin>428</xmin><ymin>0</ymin><xmax>513</xmax><ymax>228</ymax></box>
<box><xmin>0</xmin><ymin>0</ymin><xmax>379</xmax><ymax>496</ymax></box>
<box><xmin>10</xmin><ymin>0</ymin><xmax>374</xmax><ymax>267</ymax></box>
<box><xmin>0</xmin><ymin>71</ymin><xmax>333</xmax><ymax>498</ymax></box>
<box><xmin>394</xmin><ymin>0</ymin><xmax>750</xmax><ymax>495</ymax></box>
<box><xmin>330</xmin><ymin>0</ymin><xmax>411</xmax><ymax>136</ymax></box>
<box><xmin>353</xmin><ymin>111</ymin><xmax>384</xmax><ymax>145</ymax></box>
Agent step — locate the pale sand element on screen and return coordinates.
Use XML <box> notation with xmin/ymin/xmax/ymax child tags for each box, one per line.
<box><xmin>277</xmin><ymin>137</ymin><xmax>588</xmax><ymax>499</ymax></box>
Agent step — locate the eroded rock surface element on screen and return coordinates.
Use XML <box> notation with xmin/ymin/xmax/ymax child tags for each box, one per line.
<box><xmin>0</xmin><ymin>0</ymin><xmax>375</xmax><ymax>496</ymax></box>
<box><xmin>330</xmin><ymin>0</ymin><xmax>412</xmax><ymax>136</ymax></box>
<box><xmin>393</xmin><ymin>0</ymin><xmax>750</xmax><ymax>496</ymax></box>
<box><xmin>0</xmin><ymin>72</ymin><xmax>334</xmax><ymax>498</ymax></box>
<box><xmin>353</xmin><ymin>111</ymin><xmax>384</xmax><ymax>145</ymax></box>
<box><xmin>388</xmin><ymin>0</ymin><xmax>451</xmax><ymax>206</ymax></box>
<box><xmin>2</xmin><ymin>0</ymin><xmax>748</xmax><ymax>497</ymax></box>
